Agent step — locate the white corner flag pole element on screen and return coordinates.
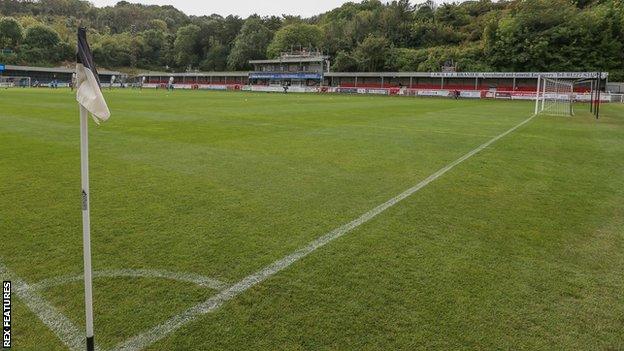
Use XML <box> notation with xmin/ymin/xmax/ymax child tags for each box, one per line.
<box><xmin>80</xmin><ymin>104</ymin><xmax>96</xmax><ymax>351</ymax></box>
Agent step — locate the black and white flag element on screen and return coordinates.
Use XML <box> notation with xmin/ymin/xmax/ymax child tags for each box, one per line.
<box><xmin>76</xmin><ymin>27</ymin><xmax>110</xmax><ymax>123</ymax></box>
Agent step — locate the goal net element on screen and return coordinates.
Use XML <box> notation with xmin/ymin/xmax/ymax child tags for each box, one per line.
<box><xmin>535</xmin><ymin>77</ymin><xmax>574</xmax><ymax>116</ymax></box>
<box><xmin>0</xmin><ymin>76</ymin><xmax>31</xmax><ymax>88</ymax></box>
<box><xmin>610</xmin><ymin>93</ymin><xmax>624</xmax><ymax>103</ymax></box>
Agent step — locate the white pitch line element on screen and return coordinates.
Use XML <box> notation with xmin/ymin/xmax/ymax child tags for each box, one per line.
<box><xmin>112</xmin><ymin>113</ymin><xmax>537</xmax><ymax>351</ymax></box>
<box><xmin>0</xmin><ymin>261</ymin><xmax>102</xmax><ymax>351</ymax></box>
<box><xmin>29</xmin><ymin>269</ymin><xmax>227</xmax><ymax>292</ymax></box>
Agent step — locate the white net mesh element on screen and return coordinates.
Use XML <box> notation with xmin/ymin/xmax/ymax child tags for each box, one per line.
<box><xmin>538</xmin><ymin>77</ymin><xmax>574</xmax><ymax>116</ymax></box>
<box><xmin>0</xmin><ymin>76</ymin><xmax>31</xmax><ymax>88</ymax></box>
<box><xmin>611</xmin><ymin>93</ymin><xmax>624</xmax><ymax>103</ymax></box>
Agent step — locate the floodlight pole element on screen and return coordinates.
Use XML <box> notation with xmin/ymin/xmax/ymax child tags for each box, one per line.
<box><xmin>80</xmin><ymin>104</ymin><xmax>96</xmax><ymax>351</ymax></box>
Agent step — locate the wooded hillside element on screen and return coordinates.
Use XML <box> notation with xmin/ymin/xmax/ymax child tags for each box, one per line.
<box><xmin>0</xmin><ymin>0</ymin><xmax>622</xmax><ymax>79</ymax></box>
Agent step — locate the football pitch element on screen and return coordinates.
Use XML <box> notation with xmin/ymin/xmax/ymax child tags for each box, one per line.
<box><xmin>1</xmin><ymin>89</ymin><xmax>623</xmax><ymax>350</ymax></box>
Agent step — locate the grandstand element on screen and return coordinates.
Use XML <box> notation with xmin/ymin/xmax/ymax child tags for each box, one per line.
<box><xmin>325</xmin><ymin>72</ymin><xmax>596</xmax><ymax>92</ymax></box>
<box><xmin>137</xmin><ymin>68</ymin><xmax>612</xmax><ymax>102</ymax></box>
<box><xmin>137</xmin><ymin>54</ymin><xmax>604</xmax><ymax>94</ymax></box>
<box><xmin>249</xmin><ymin>50</ymin><xmax>330</xmax><ymax>86</ymax></box>
<box><xmin>2</xmin><ymin>63</ymin><xmax>614</xmax><ymax>104</ymax></box>
<box><xmin>47</xmin><ymin>51</ymin><xmax>599</xmax><ymax>101</ymax></box>
<box><xmin>0</xmin><ymin>65</ymin><xmax>124</xmax><ymax>87</ymax></box>
<box><xmin>140</xmin><ymin>71</ymin><xmax>248</xmax><ymax>88</ymax></box>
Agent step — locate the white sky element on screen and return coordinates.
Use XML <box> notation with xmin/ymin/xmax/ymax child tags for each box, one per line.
<box><xmin>90</xmin><ymin>0</ymin><xmax>356</xmax><ymax>18</ymax></box>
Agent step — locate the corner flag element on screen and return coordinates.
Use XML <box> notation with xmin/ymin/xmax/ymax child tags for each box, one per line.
<box><xmin>76</xmin><ymin>27</ymin><xmax>110</xmax><ymax>123</ymax></box>
<box><xmin>76</xmin><ymin>27</ymin><xmax>109</xmax><ymax>351</ymax></box>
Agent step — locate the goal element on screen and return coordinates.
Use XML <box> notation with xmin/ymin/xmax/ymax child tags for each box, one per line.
<box><xmin>535</xmin><ymin>76</ymin><xmax>574</xmax><ymax>116</ymax></box>
<box><xmin>0</xmin><ymin>76</ymin><xmax>31</xmax><ymax>88</ymax></box>
<box><xmin>610</xmin><ymin>93</ymin><xmax>624</xmax><ymax>103</ymax></box>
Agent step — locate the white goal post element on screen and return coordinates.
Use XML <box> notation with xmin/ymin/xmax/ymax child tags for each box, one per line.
<box><xmin>535</xmin><ymin>76</ymin><xmax>574</xmax><ymax>116</ymax></box>
<box><xmin>0</xmin><ymin>76</ymin><xmax>31</xmax><ymax>88</ymax></box>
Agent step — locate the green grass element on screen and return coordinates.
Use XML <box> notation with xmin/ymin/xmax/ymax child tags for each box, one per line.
<box><xmin>1</xmin><ymin>88</ymin><xmax>623</xmax><ymax>350</ymax></box>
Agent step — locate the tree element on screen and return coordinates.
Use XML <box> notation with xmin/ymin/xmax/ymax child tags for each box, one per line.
<box><xmin>222</xmin><ymin>15</ymin><xmax>244</xmax><ymax>46</ymax></box>
<box><xmin>321</xmin><ymin>19</ymin><xmax>352</xmax><ymax>56</ymax></box>
<box><xmin>93</xmin><ymin>34</ymin><xmax>134</xmax><ymax>67</ymax></box>
<box><xmin>332</xmin><ymin>50</ymin><xmax>358</xmax><ymax>72</ymax></box>
<box><xmin>227</xmin><ymin>17</ymin><xmax>273</xmax><ymax>70</ymax></box>
<box><xmin>435</xmin><ymin>3</ymin><xmax>470</xmax><ymax>28</ymax></box>
<box><xmin>0</xmin><ymin>0</ymin><xmax>621</xmax><ymax>77</ymax></box>
<box><xmin>200</xmin><ymin>39</ymin><xmax>228</xmax><ymax>71</ymax></box>
<box><xmin>411</xmin><ymin>21</ymin><xmax>464</xmax><ymax>47</ymax></box>
<box><xmin>0</xmin><ymin>17</ymin><xmax>23</xmax><ymax>48</ymax></box>
<box><xmin>139</xmin><ymin>29</ymin><xmax>166</xmax><ymax>67</ymax></box>
<box><xmin>37</xmin><ymin>0</ymin><xmax>92</xmax><ymax>17</ymax></box>
<box><xmin>20</xmin><ymin>24</ymin><xmax>61</xmax><ymax>63</ymax></box>
<box><xmin>384</xmin><ymin>47</ymin><xmax>427</xmax><ymax>71</ymax></box>
<box><xmin>380</xmin><ymin>0</ymin><xmax>413</xmax><ymax>46</ymax></box>
<box><xmin>354</xmin><ymin>34</ymin><xmax>391</xmax><ymax>71</ymax></box>
<box><xmin>148</xmin><ymin>19</ymin><xmax>168</xmax><ymax>32</ymax></box>
<box><xmin>414</xmin><ymin>0</ymin><xmax>435</xmax><ymax>21</ymax></box>
<box><xmin>173</xmin><ymin>24</ymin><xmax>201</xmax><ymax>68</ymax></box>
<box><xmin>23</xmin><ymin>24</ymin><xmax>60</xmax><ymax>48</ymax></box>
<box><xmin>484</xmin><ymin>0</ymin><xmax>579</xmax><ymax>71</ymax></box>
<box><xmin>350</xmin><ymin>10</ymin><xmax>376</xmax><ymax>44</ymax></box>
<box><xmin>266</xmin><ymin>23</ymin><xmax>323</xmax><ymax>57</ymax></box>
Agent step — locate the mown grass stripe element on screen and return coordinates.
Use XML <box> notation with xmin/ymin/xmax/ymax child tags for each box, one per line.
<box><xmin>112</xmin><ymin>113</ymin><xmax>537</xmax><ymax>351</ymax></box>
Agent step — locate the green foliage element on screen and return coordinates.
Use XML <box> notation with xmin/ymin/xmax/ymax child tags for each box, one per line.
<box><xmin>148</xmin><ymin>19</ymin><xmax>168</xmax><ymax>32</ymax></box>
<box><xmin>332</xmin><ymin>50</ymin><xmax>358</xmax><ymax>72</ymax></box>
<box><xmin>0</xmin><ymin>0</ymin><xmax>622</xmax><ymax>76</ymax></box>
<box><xmin>0</xmin><ymin>51</ymin><xmax>19</xmax><ymax>64</ymax></box>
<box><xmin>0</xmin><ymin>16</ymin><xmax>23</xmax><ymax>48</ymax></box>
<box><xmin>95</xmin><ymin>1</ymin><xmax>187</xmax><ymax>34</ymax></box>
<box><xmin>173</xmin><ymin>24</ymin><xmax>201</xmax><ymax>67</ymax></box>
<box><xmin>411</xmin><ymin>20</ymin><xmax>465</xmax><ymax>47</ymax></box>
<box><xmin>92</xmin><ymin>33</ymin><xmax>134</xmax><ymax>67</ymax></box>
<box><xmin>353</xmin><ymin>34</ymin><xmax>391</xmax><ymax>71</ymax></box>
<box><xmin>267</xmin><ymin>23</ymin><xmax>323</xmax><ymax>58</ymax></box>
<box><xmin>22</xmin><ymin>24</ymin><xmax>60</xmax><ymax>47</ymax></box>
<box><xmin>435</xmin><ymin>3</ymin><xmax>470</xmax><ymax>27</ymax></box>
<box><xmin>199</xmin><ymin>39</ymin><xmax>228</xmax><ymax>71</ymax></box>
<box><xmin>385</xmin><ymin>47</ymin><xmax>427</xmax><ymax>71</ymax></box>
<box><xmin>2</xmin><ymin>89</ymin><xmax>624</xmax><ymax>350</ymax></box>
<box><xmin>20</xmin><ymin>24</ymin><xmax>65</xmax><ymax>63</ymax></box>
<box><xmin>139</xmin><ymin>29</ymin><xmax>167</xmax><ymax>66</ymax></box>
<box><xmin>485</xmin><ymin>0</ymin><xmax>624</xmax><ymax>72</ymax></box>
<box><xmin>414</xmin><ymin>0</ymin><xmax>435</xmax><ymax>21</ymax></box>
<box><xmin>227</xmin><ymin>17</ymin><xmax>273</xmax><ymax>70</ymax></box>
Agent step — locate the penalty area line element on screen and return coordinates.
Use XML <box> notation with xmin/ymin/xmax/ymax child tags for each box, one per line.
<box><xmin>113</xmin><ymin>113</ymin><xmax>538</xmax><ymax>351</ymax></box>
